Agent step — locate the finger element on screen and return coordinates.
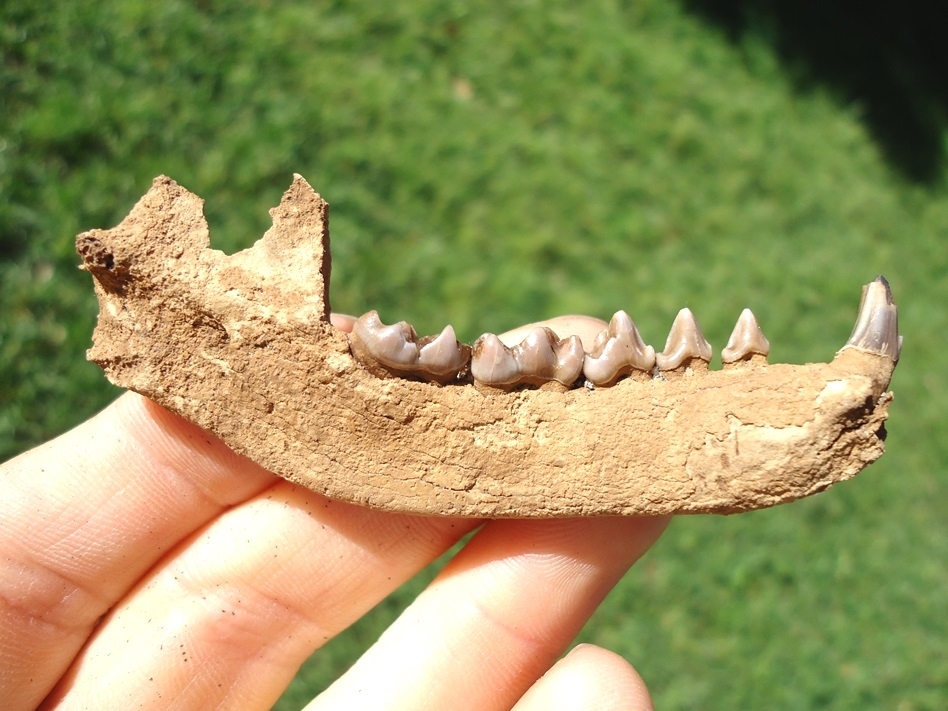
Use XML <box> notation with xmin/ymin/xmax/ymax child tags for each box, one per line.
<box><xmin>0</xmin><ymin>393</ymin><xmax>279</xmax><ymax>710</ymax></box>
<box><xmin>329</xmin><ymin>312</ymin><xmax>357</xmax><ymax>333</ymax></box>
<box><xmin>513</xmin><ymin>644</ymin><xmax>654</xmax><ymax>711</ymax></box>
<box><xmin>307</xmin><ymin>516</ymin><xmax>668</xmax><ymax>711</ymax></box>
<box><xmin>40</xmin><ymin>480</ymin><xmax>478</xmax><ymax>710</ymax></box>
<box><xmin>498</xmin><ymin>315</ymin><xmax>608</xmax><ymax>351</ymax></box>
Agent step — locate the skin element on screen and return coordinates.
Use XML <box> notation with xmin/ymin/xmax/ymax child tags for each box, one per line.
<box><xmin>0</xmin><ymin>315</ymin><xmax>667</xmax><ymax>711</ymax></box>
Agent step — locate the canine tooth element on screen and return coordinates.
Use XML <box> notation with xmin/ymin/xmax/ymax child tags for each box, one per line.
<box><xmin>351</xmin><ymin>310</ymin><xmax>419</xmax><ymax>366</ymax></box>
<box><xmin>471</xmin><ymin>333</ymin><xmax>521</xmax><ymax>386</ymax></box>
<box><xmin>655</xmin><ymin>308</ymin><xmax>713</xmax><ymax>371</ymax></box>
<box><xmin>583</xmin><ymin>311</ymin><xmax>656</xmax><ymax>386</ymax></box>
<box><xmin>843</xmin><ymin>275</ymin><xmax>901</xmax><ymax>361</ymax></box>
<box><xmin>721</xmin><ymin>309</ymin><xmax>770</xmax><ymax>364</ymax></box>
<box><xmin>417</xmin><ymin>325</ymin><xmax>471</xmax><ymax>376</ymax></box>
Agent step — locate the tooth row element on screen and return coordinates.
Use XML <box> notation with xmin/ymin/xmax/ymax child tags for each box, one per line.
<box><xmin>348</xmin><ymin>306</ymin><xmax>779</xmax><ymax>389</ymax></box>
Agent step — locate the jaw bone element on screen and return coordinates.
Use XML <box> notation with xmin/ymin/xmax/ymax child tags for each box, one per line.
<box><xmin>78</xmin><ymin>175</ymin><xmax>901</xmax><ymax>518</ymax></box>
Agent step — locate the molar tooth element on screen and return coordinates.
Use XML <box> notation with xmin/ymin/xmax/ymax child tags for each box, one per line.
<box><xmin>843</xmin><ymin>275</ymin><xmax>901</xmax><ymax>361</ymax></box>
<box><xmin>721</xmin><ymin>309</ymin><xmax>770</xmax><ymax>365</ymax></box>
<box><xmin>553</xmin><ymin>334</ymin><xmax>585</xmax><ymax>385</ymax></box>
<box><xmin>351</xmin><ymin>310</ymin><xmax>419</xmax><ymax>366</ymax></box>
<box><xmin>349</xmin><ymin>311</ymin><xmax>470</xmax><ymax>384</ymax></box>
<box><xmin>472</xmin><ymin>328</ymin><xmax>584</xmax><ymax>389</ymax></box>
<box><xmin>583</xmin><ymin>311</ymin><xmax>656</xmax><ymax>386</ymax></box>
<box><xmin>471</xmin><ymin>333</ymin><xmax>521</xmax><ymax>386</ymax></box>
<box><xmin>417</xmin><ymin>324</ymin><xmax>471</xmax><ymax>376</ymax></box>
<box><xmin>655</xmin><ymin>308</ymin><xmax>713</xmax><ymax>371</ymax></box>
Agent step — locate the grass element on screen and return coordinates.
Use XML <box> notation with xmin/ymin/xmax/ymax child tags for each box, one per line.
<box><xmin>2</xmin><ymin>1</ymin><xmax>946</xmax><ymax>708</ymax></box>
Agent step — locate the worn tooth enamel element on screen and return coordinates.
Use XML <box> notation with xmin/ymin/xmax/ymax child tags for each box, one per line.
<box><xmin>471</xmin><ymin>333</ymin><xmax>521</xmax><ymax>386</ymax></box>
<box><xmin>721</xmin><ymin>309</ymin><xmax>770</xmax><ymax>364</ymax></box>
<box><xmin>472</xmin><ymin>328</ymin><xmax>584</xmax><ymax>388</ymax></box>
<box><xmin>655</xmin><ymin>308</ymin><xmax>713</xmax><ymax>371</ymax></box>
<box><xmin>552</xmin><ymin>334</ymin><xmax>585</xmax><ymax>385</ymax></box>
<box><xmin>843</xmin><ymin>275</ymin><xmax>901</xmax><ymax>361</ymax></box>
<box><xmin>349</xmin><ymin>311</ymin><xmax>470</xmax><ymax>383</ymax></box>
<box><xmin>583</xmin><ymin>310</ymin><xmax>656</xmax><ymax>386</ymax></box>
<box><xmin>417</xmin><ymin>324</ymin><xmax>470</xmax><ymax>375</ymax></box>
<box><xmin>351</xmin><ymin>310</ymin><xmax>419</xmax><ymax>366</ymax></box>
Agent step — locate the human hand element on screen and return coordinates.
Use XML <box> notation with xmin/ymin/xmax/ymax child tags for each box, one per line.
<box><xmin>0</xmin><ymin>315</ymin><xmax>667</xmax><ymax>710</ymax></box>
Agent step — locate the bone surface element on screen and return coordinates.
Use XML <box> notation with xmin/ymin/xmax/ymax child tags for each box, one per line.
<box><xmin>583</xmin><ymin>311</ymin><xmax>656</xmax><ymax>386</ymax></box>
<box><xmin>76</xmin><ymin>175</ymin><xmax>899</xmax><ymax>517</ymax></box>
<box><xmin>655</xmin><ymin>308</ymin><xmax>713</xmax><ymax>371</ymax></box>
<box><xmin>721</xmin><ymin>309</ymin><xmax>770</xmax><ymax>364</ymax></box>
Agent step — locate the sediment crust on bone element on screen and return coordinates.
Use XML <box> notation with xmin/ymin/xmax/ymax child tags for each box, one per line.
<box><xmin>77</xmin><ymin>175</ymin><xmax>899</xmax><ymax>517</ymax></box>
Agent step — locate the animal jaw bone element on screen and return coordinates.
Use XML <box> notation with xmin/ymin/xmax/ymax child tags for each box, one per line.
<box><xmin>76</xmin><ymin>175</ymin><xmax>899</xmax><ymax>517</ymax></box>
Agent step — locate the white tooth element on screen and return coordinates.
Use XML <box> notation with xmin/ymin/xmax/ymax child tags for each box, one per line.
<box><xmin>471</xmin><ymin>334</ymin><xmax>520</xmax><ymax>386</ymax></box>
<box><xmin>583</xmin><ymin>311</ymin><xmax>656</xmax><ymax>386</ymax></box>
<box><xmin>655</xmin><ymin>308</ymin><xmax>712</xmax><ymax>371</ymax></box>
<box><xmin>721</xmin><ymin>309</ymin><xmax>770</xmax><ymax>364</ymax></box>
<box><xmin>418</xmin><ymin>324</ymin><xmax>470</xmax><ymax>375</ymax></box>
<box><xmin>351</xmin><ymin>311</ymin><xmax>419</xmax><ymax>367</ymax></box>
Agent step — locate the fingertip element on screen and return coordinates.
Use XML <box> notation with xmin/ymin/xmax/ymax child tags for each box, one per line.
<box><xmin>514</xmin><ymin>644</ymin><xmax>654</xmax><ymax>711</ymax></box>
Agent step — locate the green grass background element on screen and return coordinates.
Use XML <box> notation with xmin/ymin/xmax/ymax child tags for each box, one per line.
<box><xmin>2</xmin><ymin>1</ymin><xmax>945</xmax><ymax>708</ymax></box>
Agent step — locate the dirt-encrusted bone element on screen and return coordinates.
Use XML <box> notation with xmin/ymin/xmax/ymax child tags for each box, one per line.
<box><xmin>78</xmin><ymin>175</ymin><xmax>899</xmax><ymax>517</ymax></box>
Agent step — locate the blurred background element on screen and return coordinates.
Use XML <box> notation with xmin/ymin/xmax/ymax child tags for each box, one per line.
<box><xmin>2</xmin><ymin>1</ymin><xmax>945</xmax><ymax>708</ymax></box>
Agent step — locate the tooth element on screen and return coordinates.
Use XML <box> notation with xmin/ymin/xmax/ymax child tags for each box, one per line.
<box><xmin>583</xmin><ymin>311</ymin><xmax>656</xmax><ymax>386</ymax></box>
<box><xmin>349</xmin><ymin>311</ymin><xmax>470</xmax><ymax>383</ymax></box>
<box><xmin>843</xmin><ymin>275</ymin><xmax>901</xmax><ymax>361</ymax></box>
<box><xmin>351</xmin><ymin>311</ymin><xmax>419</xmax><ymax>366</ymax></box>
<box><xmin>418</xmin><ymin>325</ymin><xmax>471</xmax><ymax>376</ymax></box>
<box><xmin>655</xmin><ymin>308</ymin><xmax>713</xmax><ymax>371</ymax></box>
<box><xmin>552</xmin><ymin>333</ymin><xmax>585</xmax><ymax>385</ymax></box>
<box><xmin>721</xmin><ymin>309</ymin><xmax>770</xmax><ymax>365</ymax></box>
<box><xmin>471</xmin><ymin>333</ymin><xmax>520</xmax><ymax>386</ymax></box>
<box><xmin>472</xmin><ymin>328</ymin><xmax>584</xmax><ymax>389</ymax></box>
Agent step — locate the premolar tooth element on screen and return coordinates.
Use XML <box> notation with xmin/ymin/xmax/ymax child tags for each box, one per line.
<box><xmin>843</xmin><ymin>275</ymin><xmax>901</xmax><ymax>361</ymax></box>
<box><xmin>583</xmin><ymin>311</ymin><xmax>656</xmax><ymax>386</ymax></box>
<box><xmin>349</xmin><ymin>311</ymin><xmax>470</xmax><ymax>384</ymax></box>
<box><xmin>655</xmin><ymin>308</ymin><xmax>713</xmax><ymax>371</ymax></box>
<box><xmin>721</xmin><ymin>309</ymin><xmax>770</xmax><ymax>365</ymax></box>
